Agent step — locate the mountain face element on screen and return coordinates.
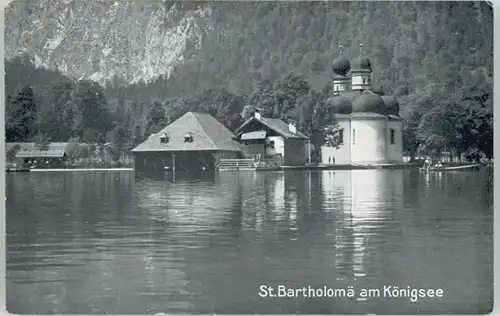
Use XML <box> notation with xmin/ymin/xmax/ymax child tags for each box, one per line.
<box><xmin>5</xmin><ymin>0</ymin><xmax>211</xmax><ymax>84</ymax></box>
<box><xmin>4</xmin><ymin>1</ymin><xmax>494</xmax><ymax>163</ymax></box>
<box><xmin>5</xmin><ymin>1</ymin><xmax>493</xmax><ymax>97</ymax></box>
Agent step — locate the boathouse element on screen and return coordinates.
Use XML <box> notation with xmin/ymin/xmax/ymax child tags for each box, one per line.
<box><xmin>6</xmin><ymin>142</ymin><xmax>73</xmax><ymax>168</ymax></box>
<box><xmin>320</xmin><ymin>44</ymin><xmax>403</xmax><ymax>164</ymax></box>
<box><xmin>233</xmin><ymin>110</ymin><xmax>310</xmax><ymax>166</ymax></box>
<box><xmin>131</xmin><ymin>111</ymin><xmax>242</xmax><ymax>172</ymax></box>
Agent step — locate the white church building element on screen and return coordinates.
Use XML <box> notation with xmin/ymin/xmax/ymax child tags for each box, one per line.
<box><xmin>320</xmin><ymin>45</ymin><xmax>403</xmax><ymax>165</ymax></box>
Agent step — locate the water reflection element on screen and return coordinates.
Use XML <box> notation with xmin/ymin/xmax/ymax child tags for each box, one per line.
<box><xmin>7</xmin><ymin>172</ymin><xmax>191</xmax><ymax>314</ymax></box>
<box><xmin>320</xmin><ymin>170</ymin><xmax>404</xmax><ymax>286</ymax></box>
<box><xmin>6</xmin><ymin>170</ymin><xmax>493</xmax><ymax>314</ymax></box>
<box><xmin>135</xmin><ymin>169</ymin><xmax>217</xmax><ymax>183</ymax></box>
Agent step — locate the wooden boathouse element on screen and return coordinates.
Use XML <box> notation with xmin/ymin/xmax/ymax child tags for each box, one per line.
<box><xmin>6</xmin><ymin>142</ymin><xmax>74</xmax><ymax>169</ymax></box>
<box><xmin>131</xmin><ymin>111</ymin><xmax>242</xmax><ymax>173</ymax></box>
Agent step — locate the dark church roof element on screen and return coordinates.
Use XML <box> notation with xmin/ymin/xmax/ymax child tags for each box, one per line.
<box><xmin>325</xmin><ymin>44</ymin><xmax>403</xmax><ymax>118</ymax></box>
<box><xmin>351</xmin><ymin>57</ymin><xmax>372</xmax><ymax>72</ymax></box>
<box><xmin>326</xmin><ymin>96</ymin><xmax>353</xmax><ymax>114</ymax></box>
<box><xmin>332</xmin><ymin>56</ymin><xmax>351</xmax><ymax>76</ymax></box>
<box><xmin>381</xmin><ymin>96</ymin><xmax>400</xmax><ymax>116</ymax></box>
<box><xmin>335</xmin><ymin>112</ymin><xmax>402</xmax><ymax>120</ymax></box>
<box><xmin>352</xmin><ymin>90</ymin><xmax>386</xmax><ymax>114</ymax></box>
<box><xmin>132</xmin><ymin>112</ymin><xmax>242</xmax><ymax>152</ymax></box>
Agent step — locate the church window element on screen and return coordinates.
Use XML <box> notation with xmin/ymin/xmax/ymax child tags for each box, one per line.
<box><xmin>352</xmin><ymin>129</ymin><xmax>356</xmax><ymax>145</ymax></box>
<box><xmin>390</xmin><ymin>129</ymin><xmax>395</xmax><ymax>145</ymax></box>
<box><xmin>338</xmin><ymin>129</ymin><xmax>344</xmax><ymax>144</ymax></box>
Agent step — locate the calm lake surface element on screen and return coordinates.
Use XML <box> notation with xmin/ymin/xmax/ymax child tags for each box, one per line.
<box><xmin>6</xmin><ymin>169</ymin><xmax>493</xmax><ymax>314</ymax></box>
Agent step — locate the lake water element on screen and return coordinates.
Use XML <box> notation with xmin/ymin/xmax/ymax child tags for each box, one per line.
<box><xmin>6</xmin><ymin>169</ymin><xmax>493</xmax><ymax>314</ymax></box>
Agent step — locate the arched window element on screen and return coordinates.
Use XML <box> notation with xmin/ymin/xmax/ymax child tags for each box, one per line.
<box><xmin>390</xmin><ymin>129</ymin><xmax>396</xmax><ymax>145</ymax></box>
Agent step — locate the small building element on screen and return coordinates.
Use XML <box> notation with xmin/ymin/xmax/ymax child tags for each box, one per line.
<box><xmin>233</xmin><ymin>110</ymin><xmax>310</xmax><ymax>166</ymax></box>
<box><xmin>320</xmin><ymin>45</ymin><xmax>403</xmax><ymax>165</ymax></box>
<box><xmin>6</xmin><ymin>142</ymin><xmax>73</xmax><ymax>168</ymax></box>
<box><xmin>131</xmin><ymin>111</ymin><xmax>242</xmax><ymax>172</ymax></box>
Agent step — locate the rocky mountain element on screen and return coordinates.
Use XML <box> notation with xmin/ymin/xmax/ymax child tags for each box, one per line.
<box><xmin>5</xmin><ymin>1</ymin><xmax>493</xmax><ymax>96</ymax></box>
<box><xmin>5</xmin><ymin>0</ymin><xmax>212</xmax><ymax>84</ymax></box>
<box><xmin>4</xmin><ymin>1</ymin><xmax>494</xmax><ymax>162</ymax></box>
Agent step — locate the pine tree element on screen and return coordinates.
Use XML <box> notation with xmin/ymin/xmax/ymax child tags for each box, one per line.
<box><xmin>144</xmin><ymin>101</ymin><xmax>168</xmax><ymax>138</ymax></box>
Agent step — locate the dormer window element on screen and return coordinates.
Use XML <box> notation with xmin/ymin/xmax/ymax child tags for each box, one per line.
<box><xmin>160</xmin><ymin>133</ymin><xmax>169</xmax><ymax>144</ymax></box>
<box><xmin>184</xmin><ymin>133</ymin><xmax>194</xmax><ymax>143</ymax></box>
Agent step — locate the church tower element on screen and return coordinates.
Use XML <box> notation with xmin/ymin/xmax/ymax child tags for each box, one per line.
<box><xmin>331</xmin><ymin>45</ymin><xmax>351</xmax><ymax>96</ymax></box>
<box><xmin>350</xmin><ymin>44</ymin><xmax>372</xmax><ymax>91</ymax></box>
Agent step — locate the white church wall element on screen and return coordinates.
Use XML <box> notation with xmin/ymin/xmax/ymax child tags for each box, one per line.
<box><xmin>350</xmin><ymin>119</ymin><xmax>387</xmax><ymax>163</ymax></box>
<box><xmin>320</xmin><ymin>120</ymin><xmax>351</xmax><ymax>164</ymax></box>
<box><xmin>320</xmin><ymin>116</ymin><xmax>404</xmax><ymax>165</ymax></box>
<box><xmin>351</xmin><ymin>75</ymin><xmax>370</xmax><ymax>90</ymax></box>
<box><xmin>333</xmin><ymin>82</ymin><xmax>349</xmax><ymax>93</ymax></box>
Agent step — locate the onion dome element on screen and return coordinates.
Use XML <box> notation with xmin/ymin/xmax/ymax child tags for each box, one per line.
<box><xmin>332</xmin><ymin>56</ymin><xmax>351</xmax><ymax>76</ymax></box>
<box><xmin>351</xmin><ymin>57</ymin><xmax>372</xmax><ymax>72</ymax></box>
<box><xmin>326</xmin><ymin>96</ymin><xmax>353</xmax><ymax>114</ymax></box>
<box><xmin>352</xmin><ymin>90</ymin><xmax>386</xmax><ymax>113</ymax></box>
<box><xmin>382</xmin><ymin>96</ymin><xmax>400</xmax><ymax>116</ymax></box>
<box><xmin>351</xmin><ymin>43</ymin><xmax>372</xmax><ymax>72</ymax></box>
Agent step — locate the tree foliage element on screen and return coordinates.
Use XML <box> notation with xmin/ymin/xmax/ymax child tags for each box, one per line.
<box><xmin>4</xmin><ymin>2</ymin><xmax>493</xmax><ymax>162</ymax></box>
<box><xmin>5</xmin><ymin>85</ymin><xmax>37</xmax><ymax>141</ymax></box>
<box><xmin>145</xmin><ymin>101</ymin><xmax>168</xmax><ymax>138</ymax></box>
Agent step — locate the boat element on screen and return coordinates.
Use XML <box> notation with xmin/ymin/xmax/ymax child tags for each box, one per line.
<box><xmin>419</xmin><ymin>164</ymin><xmax>482</xmax><ymax>172</ymax></box>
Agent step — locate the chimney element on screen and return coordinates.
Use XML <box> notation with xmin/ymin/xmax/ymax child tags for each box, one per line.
<box><xmin>288</xmin><ymin>120</ymin><xmax>297</xmax><ymax>134</ymax></box>
<box><xmin>254</xmin><ymin>108</ymin><xmax>261</xmax><ymax>120</ymax></box>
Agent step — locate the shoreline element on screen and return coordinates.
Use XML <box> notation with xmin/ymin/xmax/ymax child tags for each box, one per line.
<box><xmin>6</xmin><ymin>162</ymin><xmax>488</xmax><ymax>173</ymax></box>
<box><xmin>278</xmin><ymin>163</ymin><xmax>421</xmax><ymax>171</ymax></box>
<box><xmin>30</xmin><ymin>168</ymin><xmax>134</xmax><ymax>172</ymax></box>
<box><xmin>6</xmin><ymin>167</ymin><xmax>134</xmax><ymax>172</ymax></box>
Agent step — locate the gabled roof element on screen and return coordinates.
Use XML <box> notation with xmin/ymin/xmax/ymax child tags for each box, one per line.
<box><xmin>235</xmin><ymin>116</ymin><xmax>309</xmax><ymax>140</ymax></box>
<box><xmin>6</xmin><ymin>142</ymin><xmax>72</xmax><ymax>158</ymax></box>
<box><xmin>132</xmin><ymin>112</ymin><xmax>242</xmax><ymax>152</ymax></box>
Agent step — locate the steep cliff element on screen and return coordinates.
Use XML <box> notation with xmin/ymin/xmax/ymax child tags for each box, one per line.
<box><xmin>5</xmin><ymin>1</ymin><xmax>493</xmax><ymax>99</ymax></box>
<box><xmin>4</xmin><ymin>1</ymin><xmax>493</xmax><ymax>162</ymax></box>
<box><xmin>5</xmin><ymin>0</ymin><xmax>211</xmax><ymax>84</ymax></box>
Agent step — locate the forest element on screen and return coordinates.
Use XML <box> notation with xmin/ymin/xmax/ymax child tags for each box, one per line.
<box><xmin>4</xmin><ymin>1</ymin><xmax>493</xmax><ymax>163</ymax></box>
